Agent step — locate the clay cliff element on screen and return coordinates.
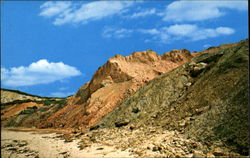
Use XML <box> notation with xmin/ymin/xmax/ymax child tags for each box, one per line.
<box><xmin>43</xmin><ymin>49</ymin><xmax>193</xmax><ymax>128</ymax></box>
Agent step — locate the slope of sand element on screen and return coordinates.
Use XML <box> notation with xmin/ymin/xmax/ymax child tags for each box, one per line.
<box><xmin>1</xmin><ymin>130</ymin><xmax>134</xmax><ymax>158</ymax></box>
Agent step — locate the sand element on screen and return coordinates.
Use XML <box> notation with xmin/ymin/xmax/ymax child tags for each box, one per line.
<box><xmin>1</xmin><ymin>129</ymin><xmax>134</xmax><ymax>158</ymax></box>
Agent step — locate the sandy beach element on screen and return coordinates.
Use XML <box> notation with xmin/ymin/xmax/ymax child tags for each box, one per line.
<box><xmin>1</xmin><ymin>129</ymin><xmax>134</xmax><ymax>158</ymax></box>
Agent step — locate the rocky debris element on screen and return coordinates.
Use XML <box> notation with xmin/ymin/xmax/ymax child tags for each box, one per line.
<box><xmin>99</xmin><ymin>39</ymin><xmax>249</xmax><ymax>156</ymax></box>
<box><xmin>59</xmin><ymin>151</ymin><xmax>68</xmax><ymax>155</ymax></box>
<box><xmin>74</xmin><ymin>127</ymin><xmax>209</xmax><ymax>157</ymax></box>
<box><xmin>189</xmin><ymin>62</ymin><xmax>208</xmax><ymax>77</ymax></box>
<box><xmin>206</xmin><ymin>153</ymin><xmax>215</xmax><ymax>158</ymax></box>
<box><xmin>77</xmin><ymin>140</ymin><xmax>90</xmax><ymax>150</ymax></box>
<box><xmin>192</xmin><ymin>150</ymin><xmax>205</xmax><ymax>157</ymax></box>
<box><xmin>213</xmin><ymin>148</ymin><xmax>226</xmax><ymax>156</ymax></box>
<box><xmin>89</xmin><ymin>125</ymin><xmax>100</xmax><ymax>131</ymax></box>
<box><xmin>115</xmin><ymin>119</ymin><xmax>130</xmax><ymax>127</ymax></box>
<box><xmin>1</xmin><ymin>139</ymin><xmax>39</xmax><ymax>158</ymax></box>
<box><xmin>179</xmin><ymin>120</ymin><xmax>187</xmax><ymax>127</ymax></box>
<box><xmin>64</xmin><ymin>139</ymin><xmax>73</xmax><ymax>143</ymax></box>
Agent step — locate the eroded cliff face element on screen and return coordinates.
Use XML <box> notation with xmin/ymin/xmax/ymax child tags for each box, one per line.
<box><xmin>100</xmin><ymin>39</ymin><xmax>249</xmax><ymax>155</ymax></box>
<box><xmin>43</xmin><ymin>49</ymin><xmax>193</xmax><ymax>128</ymax></box>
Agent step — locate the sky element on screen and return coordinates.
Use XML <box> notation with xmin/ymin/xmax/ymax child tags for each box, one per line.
<box><xmin>1</xmin><ymin>0</ymin><xmax>248</xmax><ymax>97</ymax></box>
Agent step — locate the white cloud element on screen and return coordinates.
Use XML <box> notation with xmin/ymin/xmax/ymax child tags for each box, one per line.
<box><xmin>216</xmin><ymin>27</ymin><xmax>235</xmax><ymax>35</ymax></box>
<box><xmin>102</xmin><ymin>27</ymin><xmax>134</xmax><ymax>39</ymax></box>
<box><xmin>129</xmin><ymin>8</ymin><xmax>156</xmax><ymax>18</ymax></box>
<box><xmin>166</xmin><ymin>24</ymin><xmax>197</xmax><ymax>36</ymax></box>
<box><xmin>40</xmin><ymin>1</ymin><xmax>72</xmax><ymax>17</ymax></box>
<box><xmin>162</xmin><ymin>1</ymin><xmax>248</xmax><ymax>22</ymax></box>
<box><xmin>50</xmin><ymin>91</ymin><xmax>74</xmax><ymax>97</ymax></box>
<box><xmin>102</xmin><ymin>24</ymin><xmax>234</xmax><ymax>42</ymax></box>
<box><xmin>1</xmin><ymin>59</ymin><xmax>81</xmax><ymax>87</ymax></box>
<box><xmin>39</xmin><ymin>1</ymin><xmax>134</xmax><ymax>25</ymax></box>
<box><xmin>138</xmin><ymin>28</ymin><xmax>160</xmax><ymax>35</ymax></box>
<box><xmin>137</xmin><ymin>24</ymin><xmax>235</xmax><ymax>43</ymax></box>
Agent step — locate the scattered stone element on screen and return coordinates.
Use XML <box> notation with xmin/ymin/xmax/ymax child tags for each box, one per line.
<box><xmin>7</xmin><ymin>147</ymin><xmax>17</xmax><ymax>151</ymax></box>
<box><xmin>18</xmin><ymin>141</ymin><xmax>28</xmax><ymax>147</ymax></box>
<box><xmin>185</xmin><ymin>153</ymin><xmax>193</xmax><ymax>158</ymax></box>
<box><xmin>5</xmin><ymin>144</ymin><xmax>13</xmax><ymax>148</ymax></box>
<box><xmin>75</xmin><ymin>132</ymin><xmax>84</xmax><ymax>138</ymax></box>
<box><xmin>132</xmin><ymin>107</ymin><xmax>140</xmax><ymax>113</ymax></box>
<box><xmin>213</xmin><ymin>148</ymin><xmax>225</xmax><ymax>156</ymax></box>
<box><xmin>175</xmin><ymin>153</ymin><xmax>183</xmax><ymax>158</ymax></box>
<box><xmin>115</xmin><ymin>119</ymin><xmax>130</xmax><ymax>127</ymax></box>
<box><xmin>152</xmin><ymin>146</ymin><xmax>162</xmax><ymax>152</ymax></box>
<box><xmin>129</xmin><ymin>125</ymin><xmax>136</xmax><ymax>130</ymax></box>
<box><xmin>71</xmin><ymin>130</ymin><xmax>78</xmax><ymax>134</ymax></box>
<box><xmin>96</xmin><ymin>147</ymin><xmax>104</xmax><ymax>150</ymax></box>
<box><xmin>206</xmin><ymin>153</ymin><xmax>215</xmax><ymax>158</ymax></box>
<box><xmin>192</xmin><ymin>150</ymin><xmax>205</xmax><ymax>157</ymax></box>
<box><xmin>185</xmin><ymin>82</ymin><xmax>192</xmax><ymax>87</ymax></box>
<box><xmin>90</xmin><ymin>125</ymin><xmax>100</xmax><ymax>131</ymax></box>
<box><xmin>190</xmin><ymin>62</ymin><xmax>208</xmax><ymax>77</ymax></box>
<box><xmin>179</xmin><ymin>120</ymin><xmax>186</xmax><ymax>127</ymax></box>
<box><xmin>189</xmin><ymin>61</ymin><xmax>196</xmax><ymax>66</ymax></box>
<box><xmin>60</xmin><ymin>151</ymin><xmax>68</xmax><ymax>155</ymax></box>
<box><xmin>64</xmin><ymin>139</ymin><xmax>73</xmax><ymax>143</ymax></box>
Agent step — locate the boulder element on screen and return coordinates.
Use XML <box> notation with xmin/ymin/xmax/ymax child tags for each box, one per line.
<box><xmin>115</xmin><ymin>119</ymin><xmax>130</xmax><ymax>127</ymax></box>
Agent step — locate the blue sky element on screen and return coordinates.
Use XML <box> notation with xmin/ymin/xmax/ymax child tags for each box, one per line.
<box><xmin>1</xmin><ymin>1</ymin><xmax>248</xmax><ymax>97</ymax></box>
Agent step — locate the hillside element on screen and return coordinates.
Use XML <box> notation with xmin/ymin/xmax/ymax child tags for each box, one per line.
<box><xmin>1</xmin><ymin>89</ymin><xmax>67</xmax><ymax>128</ymax></box>
<box><xmin>1</xmin><ymin>89</ymin><xmax>44</xmax><ymax>104</ymax></box>
<box><xmin>99</xmin><ymin>39</ymin><xmax>249</xmax><ymax>155</ymax></box>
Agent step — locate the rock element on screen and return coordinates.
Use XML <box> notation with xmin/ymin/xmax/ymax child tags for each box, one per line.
<box><xmin>5</xmin><ymin>144</ymin><xmax>13</xmax><ymax>148</ymax></box>
<box><xmin>78</xmin><ymin>143</ymin><xmax>89</xmax><ymax>150</ymax></box>
<box><xmin>115</xmin><ymin>119</ymin><xmax>130</xmax><ymax>127</ymax></box>
<box><xmin>152</xmin><ymin>146</ymin><xmax>162</xmax><ymax>152</ymax></box>
<box><xmin>185</xmin><ymin>153</ymin><xmax>193</xmax><ymax>158</ymax></box>
<box><xmin>71</xmin><ymin>130</ymin><xmax>78</xmax><ymax>134</ymax></box>
<box><xmin>185</xmin><ymin>82</ymin><xmax>192</xmax><ymax>87</ymax></box>
<box><xmin>132</xmin><ymin>107</ymin><xmax>140</xmax><ymax>113</ymax></box>
<box><xmin>7</xmin><ymin>147</ymin><xmax>17</xmax><ymax>151</ymax></box>
<box><xmin>206</xmin><ymin>153</ymin><xmax>215</xmax><ymax>158</ymax></box>
<box><xmin>96</xmin><ymin>147</ymin><xmax>104</xmax><ymax>150</ymax></box>
<box><xmin>64</xmin><ymin>139</ymin><xmax>73</xmax><ymax>143</ymax></box>
<box><xmin>190</xmin><ymin>117</ymin><xmax>195</xmax><ymax>120</ymax></box>
<box><xmin>192</xmin><ymin>150</ymin><xmax>205</xmax><ymax>157</ymax></box>
<box><xmin>195</xmin><ymin>106</ymin><xmax>209</xmax><ymax>114</ymax></box>
<box><xmin>189</xmin><ymin>142</ymin><xmax>198</xmax><ymax>148</ymax></box>
<box><xmin>129</xmin><ymin>125</ymin><xmax>136</xmax><ymax>130</ymax></box>
<box><xmin>90</xmin><ymin>125</ymin><xmax>100</xmax><ymax>131</ymax></box>
<box><xmin>213</xmin><ymin>148</ymin><xmax>225</xmax><ymax>156</ymax></box>
<box><xmin>75</xmin><ymin>132</ymin><xmax>84</xmax><ymax>138</ymax></box>
<box><xmin>60</xmin><ymin>151</ymin><xmax>68</xmax><ymax>155</ymax></box>
<box><xmin>179</xmin><ymin>120</ymin><xmax>186</xmax><ymax>127</ymax></box>
<box><xmin>190</xmin><ymin>62</ymin><xmax>208</xmax><ymax>77</ymax></box>
<box><xmin>189</xmin><ymin>61</ymin><xmax>196</xmax><ymax>66</ymax></box>
<box><xmin>175</xmin><ymin>153</ymin><xmax>183</xmax><ymax>158</ymax></box>
<box><xmin>18</xmin><ymin>141</ymin><xmax>28</xmax><ymax>147</ymax></box>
